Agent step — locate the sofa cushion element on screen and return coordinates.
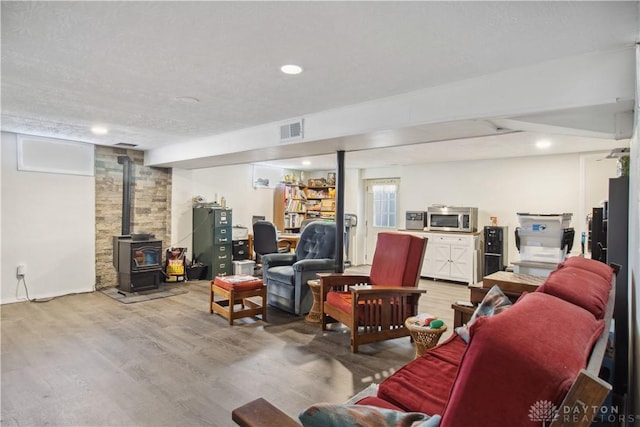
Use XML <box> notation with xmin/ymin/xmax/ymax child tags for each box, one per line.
<box><xmin>440</xmin><ymin>292</ymin><xmax>604</xmax><ymax>427</ymax></box>
<box><xmin>377</xmin><ymin>334</ymin><xmax>467</xmax><ymax>416</ymax></box>
<box><xmin>455</xmin><ymin>285</ymin><xmax>512</xmax><ymax>343</ymax></box>
<box><xmin>560</xmin><ymin>256</ymin><xmax>614</xmax><ymax>282</ymax></box>
<box><xmin>537</xmin><ymin>266</ymin><xmax>611</xmax><ymax>319</ymax></box>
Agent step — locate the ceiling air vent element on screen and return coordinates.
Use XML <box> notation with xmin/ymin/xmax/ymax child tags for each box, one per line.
<box><xmin>280</xmin><ymin>119</ymin><xmax>304</xmax><ymax>143</ymax></box>
<box><xmin>114</xmin><ymin>142</ymin><xmax>138</xmax><ymax>148</ymax></box>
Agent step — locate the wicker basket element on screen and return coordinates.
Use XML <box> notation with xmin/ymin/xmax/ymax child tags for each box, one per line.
<box><xmin>405</xmin><ymin>317</ymin><xmax>448</xmax><ymax>358</ymax></box>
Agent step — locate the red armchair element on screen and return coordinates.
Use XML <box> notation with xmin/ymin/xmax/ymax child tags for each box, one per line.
<box><xmin>320</xmin><ymin>232</ymin><xmax>427</xmax><ymax>352</ymax></box>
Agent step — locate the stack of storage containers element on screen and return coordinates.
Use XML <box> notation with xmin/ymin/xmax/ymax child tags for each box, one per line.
<box><xmin>515</xmin><ymin>213</ymin><xmax>574</xmax><ymax>263</ymax></box>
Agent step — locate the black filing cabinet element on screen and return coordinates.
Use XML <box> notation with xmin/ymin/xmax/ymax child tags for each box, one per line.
<box><xmin>232</xmin><ymin>239</ymin><xmax>250</xmax><ymax>260</ymax></box>
<box><xmin>192</xmin><ymin>207</ymin><xmax>232</xmax><ymax>279</ymax></box>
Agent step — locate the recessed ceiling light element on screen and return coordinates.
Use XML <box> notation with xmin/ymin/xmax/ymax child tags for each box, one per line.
<box><xmin>280</xmin><ymin>64</ymin><xmax>303</xmax><ymax>75</ymax></box>
<box><xmin>91</xmin><ymin>126</ymin><xmax>108</xmax><ymax>135</ymax></box>
<box><xmin>302</xmin><ymin>160</ymin><xmax>311</xmax><ymax>166</ymax></box>
<box><xmin>175</xmin><ymin>96</ymin><xmax>200</xmax><ymax>104</ymax></box>
<box><xmin>535</xmin><ymin>139</ymin><xmax>552</xmax><ymax>149</ymax></box>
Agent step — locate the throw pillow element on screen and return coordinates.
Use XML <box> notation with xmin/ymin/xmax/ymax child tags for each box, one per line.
<box><xmin>299</xmin><ymin>403</ymin><xmax>441</xmax><ymax>427</ymax></box>
<box><xmin>455</xmin><ymin>285</ymin><xmax>512</xmax><ymax>343</ymax></box>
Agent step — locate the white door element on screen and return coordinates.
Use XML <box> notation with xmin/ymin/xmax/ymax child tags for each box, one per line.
<box><xmin>364</xmin><ymin>179</ymin><xmax>399</xmax><ymax>264</ymax></box>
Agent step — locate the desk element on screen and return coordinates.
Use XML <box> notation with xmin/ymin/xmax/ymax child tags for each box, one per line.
<box><xmin>248</xmin><ymin>233</ymin><xmax>300</xmax><ymax>260</ymax></box>
<box><xmin>278</xmin><ymin>233</ymin><xmax>300</xmax><ymax>250</ymax></box>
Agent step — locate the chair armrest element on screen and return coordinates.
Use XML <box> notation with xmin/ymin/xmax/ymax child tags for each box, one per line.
<box><xmin>349</xmin><ymin>285</ymin><xmax>426</xmax><ymax>296</ymax></box>
<box><xmin>262</xmin><ymin>253</ymin><xmax>297</xmax><ymax>269</ymax></box>
<box><xmin>293</xmin><ymin>258</ymin><xmax>335</xmax><ymax>272</ymax></box>
<box><xmin>232</xmin><ymin>398</ymin><xmax>299</xmax><ymax>427</ymax></box>
<box><xmin>276</xmin><ymin>239</ymin><xmax>292</xmax><ymax>253</ymax></box>
<box><xmin>319</xmin><ymin>274</ymin><xmax>372</xmax><ymax>294</ymax></box>
<box><xmin>320</xmin><ymin>273</ymin><xmax>372</xmax><ymax>286</ymax></box>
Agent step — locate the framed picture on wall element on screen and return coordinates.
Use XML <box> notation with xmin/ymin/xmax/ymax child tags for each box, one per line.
<box><xmin>252</xmin><ymin>165</ymin><xmax>280</xmax><ymax>189</ymax></box>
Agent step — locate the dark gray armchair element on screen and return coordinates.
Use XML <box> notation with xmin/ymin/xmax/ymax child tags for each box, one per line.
<box><xmin>261</xmin><ymin>221</ymin><xmax>337</xmax><ymax>315</ymax></box>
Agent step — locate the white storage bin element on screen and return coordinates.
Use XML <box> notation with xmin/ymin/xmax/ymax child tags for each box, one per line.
<box><xmin>517</xmin><ymin>213</ymin><xmax>572</xmax><ymax>231</ymax></box>
<box><xmin>232</xmin><ymin>260</ymin><xmax>255</xmax><ymax>275</ymax></box>
<box><xmin>519</xmin><ymin>246</ymin><xmax>566</xmax><ymax>263</ymax></box>
<box><xmin>232</xmin><ymin>226</ymin><xmax>249</xmax><ymax>240</ymax></box>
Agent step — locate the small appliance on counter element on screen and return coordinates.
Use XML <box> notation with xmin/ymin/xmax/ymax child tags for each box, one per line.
<box><xmin>427</xmin><ymin>205</ymin><xmax>478</xmax><ymax>232</ymax></box>
<box><xmin>405</xmin><ymin>211</ymin><xmax>427</xmax><ymax>230</ymax></box>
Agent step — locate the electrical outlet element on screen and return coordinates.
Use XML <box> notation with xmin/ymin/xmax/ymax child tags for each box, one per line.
<box><xmin>17</xmin><ymin>264</ymin><xmax>26</xmax><ymax>277</ymax></box>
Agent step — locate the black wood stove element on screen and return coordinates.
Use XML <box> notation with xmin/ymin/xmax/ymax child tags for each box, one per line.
<box><xmin>113</xmin><ymin>235</ymin><xmax>163</xmax><ymax>292</ymax></box>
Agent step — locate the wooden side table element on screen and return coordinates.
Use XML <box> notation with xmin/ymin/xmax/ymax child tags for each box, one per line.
<box><xmin>305</xmin><ymin>279</ymin><xmax>322</xmax><ymax>323</ymax></box>
<box><xmin>404</xmin><ymin>316</ymin><xmax>447</xmax><ymax>358</ymax></box>
<box><xmin>451</xmin><ymin>303</ymin><xmax>475</xmax><ymax>328</ymax></box>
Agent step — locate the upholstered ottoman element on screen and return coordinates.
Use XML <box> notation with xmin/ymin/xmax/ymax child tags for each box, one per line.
<box><xmin>210</xmin><ymin>275</ymin><xmax>267</xmax><ymax>325</ymax></box>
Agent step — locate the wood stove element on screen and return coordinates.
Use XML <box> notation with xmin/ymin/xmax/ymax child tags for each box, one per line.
<box><xmin>113</xmin><ymin>235</ymin><xmax>163</xmax><ymax>292</ymax></box>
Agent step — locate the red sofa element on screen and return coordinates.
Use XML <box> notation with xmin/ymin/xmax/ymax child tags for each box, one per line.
<box><xmin>232</xmin><ymin>257</ymin><xmax>616</xmax><ymax>427</ymax></box>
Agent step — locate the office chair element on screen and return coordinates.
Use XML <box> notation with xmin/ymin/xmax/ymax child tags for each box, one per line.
<box><xmin>252</xmin><ymin>221</ymin><xmax>291</xmax><ymax>275</ymax></box>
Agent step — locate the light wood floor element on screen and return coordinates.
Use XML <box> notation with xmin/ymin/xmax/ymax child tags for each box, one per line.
<box><xmin>0</xmin><ymin>272</ymin><xmax>467</xmax><ymax>427</ymax></box>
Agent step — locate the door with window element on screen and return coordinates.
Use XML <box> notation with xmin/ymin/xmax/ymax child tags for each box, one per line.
<box><xmin>364</xmin><ymin>179</ymin><xmax>399</xmax><ymax>264</ymax></box>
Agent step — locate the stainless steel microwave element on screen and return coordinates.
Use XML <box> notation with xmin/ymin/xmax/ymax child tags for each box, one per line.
<box><xmin>427</xmin><ymin>206</ymin><xmax>478</xmax><ymax>232</ymax></box>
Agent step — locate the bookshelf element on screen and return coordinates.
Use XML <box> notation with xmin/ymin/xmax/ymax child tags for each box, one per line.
<box><xmin>304</xmin><ymin>185</ymin><xmax>336</xmax><ymax>221</ymax></box>
<box><xmin>274</xmin><ymin>183</ymin><xmax>307</xmax><ymax>232</ymax></box>
<box><xmin>273</xmin><ymin>182</ymin><xmax>336</xmax><ymax>232</ymax></box>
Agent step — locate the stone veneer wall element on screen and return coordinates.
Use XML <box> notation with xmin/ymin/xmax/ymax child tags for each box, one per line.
<box><xmin>95</xmin><ymin>146</ymin><xmax>172</xmax><ymax>289</ymax></box>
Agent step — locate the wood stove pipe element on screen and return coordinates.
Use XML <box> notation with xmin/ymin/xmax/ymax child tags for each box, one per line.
<box><xmin>117</xmin><ymin>156</ymin><xmax>133</xmax><ymax>235</ymax></box>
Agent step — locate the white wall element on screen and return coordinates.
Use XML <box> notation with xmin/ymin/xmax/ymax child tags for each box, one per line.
<box><xmin>171</xmin><ymin>163</ymin><xmax>362</xmax><ymax>263</ymax></box>
<box><xmin>170</xmin><ymin>164</ymin><xmax>282</xmax><ymax>259</ymax></box>
<box><xmin>1</xmin><ymin>132</ymin><xmax>96</xmax><ymax>304</ymax></box>
<box><xmin>361</xmin><ymin>152</ymin><xmax>617</xmax><ymax>266</ymax></box>
<box><xmin>170</xmin><ymin>152</ymin><xmax>617</xmax><ymax>269</ymax></box>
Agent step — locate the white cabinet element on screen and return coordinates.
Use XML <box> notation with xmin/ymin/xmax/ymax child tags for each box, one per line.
<box><xmin>409</xmin><ymin>231</ymin><xmax>480</xmax><ymax>285</ymax></box>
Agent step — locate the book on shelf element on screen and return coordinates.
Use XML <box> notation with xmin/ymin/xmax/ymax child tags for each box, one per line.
<box><xmin>286</xmin><ymin>199</ymin><xmax>306</xmax><ymax>212</ymax></box>
<box><xmin>285</xmin><ymin>185</ymin><xmax>307</xmax><ymax>200</ymax></box>
<box><xmin>285</xmin><ymin>212</ymin><xmax>304</xmax><ymax>228</ymax></box>
<box><xmin>320</xmin><ymin>199</ymin><xmax>335</xmax><ymax>211</ymax></box>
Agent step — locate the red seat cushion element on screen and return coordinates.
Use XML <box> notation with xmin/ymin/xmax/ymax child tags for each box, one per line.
<box><xmin>325</xmin><ymin>290</ymin><xmax>414</xmax><ymax>320</ymax></box>
<box><xmin>213</xmin><ymin>275</ymin><xmax>264</xmax><ymax>291</ymax></box>
<box><xmin>326</xmin><ymin>290</ymin><xmax>353</xmax><ymax>313</ymax></box>
<box><xmin>537</xmin><ymin>266</ymin><xmax>611</xmax><ymax>319</ymax></box>
<box><xmin>377</xmin><ymin>335</ymin><xmax>467</xmax><ymax>415</ymax></box>
<box><xmin>440</xmin><ymin>292</ymin><xmax>604</xmax><ymax>427</ymax></box>
<box><xmin>559</xmin><ymin>256</ymin><xmax>614</xmax><ymax>282</ymax></box>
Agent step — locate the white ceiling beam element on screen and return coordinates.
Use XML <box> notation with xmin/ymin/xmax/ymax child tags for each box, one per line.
<box><xmin>146</xmin><ymin>47</ymin><xmax>635</xmax><ymax>168</ymax></box>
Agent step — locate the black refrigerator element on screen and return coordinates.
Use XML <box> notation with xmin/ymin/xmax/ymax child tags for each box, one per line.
<box><xmin>483</xmin><ymin>226</ymin><xmax>508</xmax><ymax>276</ymax></box>
<box><xmin>607</xmin><ymin>176</ymin><xmax>629</xmax><ymax>398</ymax></box>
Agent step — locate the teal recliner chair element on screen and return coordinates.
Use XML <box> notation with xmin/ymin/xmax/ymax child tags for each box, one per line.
<box><xmin>261</xmin><ymin>221</ymin><xmax>337</xmax><ymax>315</ymax></box>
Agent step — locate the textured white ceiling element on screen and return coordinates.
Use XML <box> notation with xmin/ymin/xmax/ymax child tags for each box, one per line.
<box><xmin>1</xmin><ymin>1</ymin><xmax>638</xmax><ymax>166</ymax></box>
